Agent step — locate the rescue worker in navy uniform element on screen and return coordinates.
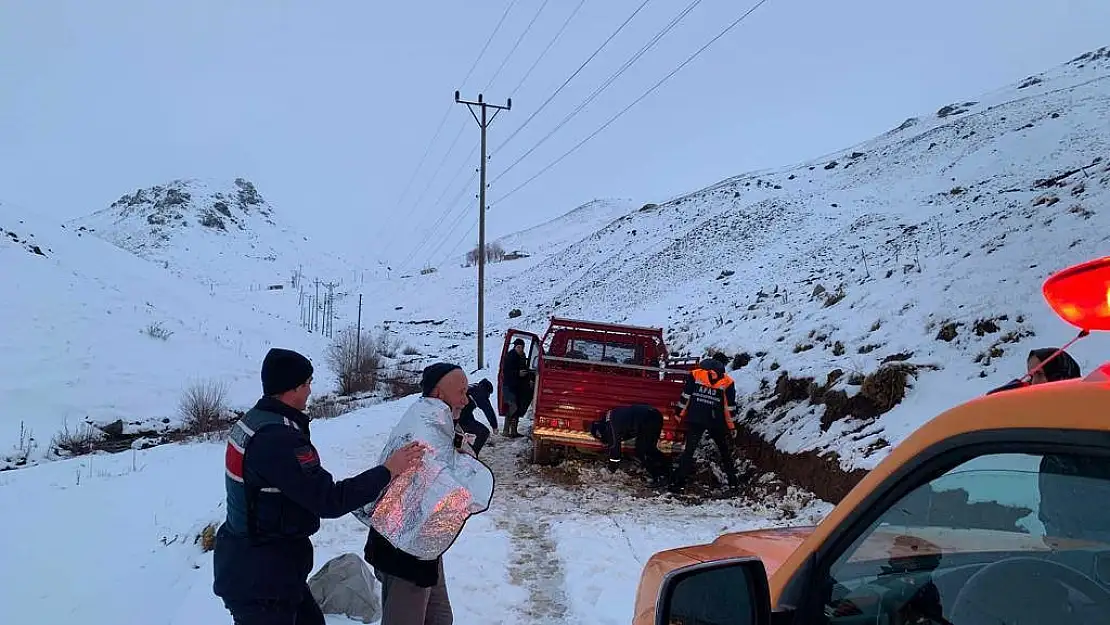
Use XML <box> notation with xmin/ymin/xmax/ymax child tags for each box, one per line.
<box><xmin>501</xmin><ymin>339</ymin><xmax>533</xmax><ymax>437</ymax></box>
<box><xmin>213</xmin><ymin>347</ymin><xmax>424</xmax><ymax>625</ymax></box>
<box><xmin>669</xmin><ymin>358</ymin><xmax>740</xmax><ymax>493</ymax></box>
<box><xmin>457</xmin><ymin>378</ymin><xmax>498</xmax><ymax>455</ymax></box>
<box><xmin>588</xmin><ymin>404</ymin><xmax>672</xmax><ymax>488</ymax></box>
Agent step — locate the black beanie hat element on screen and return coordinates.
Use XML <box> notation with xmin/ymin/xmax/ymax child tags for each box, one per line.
<box><xmin>262</xmin><ymin>348</ymin><xmax>314</xmax><ymax>396</ymax></box>
<box><xmin>421</xmin><ymin>362</ymin><xmax>463</xmax><ymax>396</ymax></box>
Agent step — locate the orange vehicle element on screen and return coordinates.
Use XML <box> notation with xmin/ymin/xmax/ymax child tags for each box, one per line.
<box><xmin>497</xmin><ymin>317</ymin><xmax>698</xmax><ymax>464</ymax></box>
<box><xmin>636</xmin><ymin>256</ymin><xmax>1110</xmax><ymax>625</ymax></box>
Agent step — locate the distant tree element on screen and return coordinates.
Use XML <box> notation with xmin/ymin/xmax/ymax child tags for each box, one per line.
<box><xmin>465</xmin><ymin>242</ymin><xmax>506</xmax><ymax>267</ymax></box>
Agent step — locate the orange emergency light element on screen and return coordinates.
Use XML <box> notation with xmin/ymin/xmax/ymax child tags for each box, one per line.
<box><xmin>1043</xmin><ymin>256</ymin><xmax>1110</xmax><ymax>331</ymax></box>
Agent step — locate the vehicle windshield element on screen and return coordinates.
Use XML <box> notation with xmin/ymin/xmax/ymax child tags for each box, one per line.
<box><xmin>824</xmin><ymin>451</ymin><xmax>1110</xmax><ymax>624</ymax></box>
<box><xmin>564</xmin><ymin>338</ymin><xmax>641</xmax><ymax>364</ymax></box>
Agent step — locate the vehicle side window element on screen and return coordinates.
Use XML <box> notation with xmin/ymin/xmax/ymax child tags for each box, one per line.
<box><xmin>821</xmin><ymin>451</ymin><xmax>1110</xmax><ymax>625</ymax></box>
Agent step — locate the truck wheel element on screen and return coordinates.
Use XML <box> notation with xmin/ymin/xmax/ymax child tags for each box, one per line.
<box><xmin>531</xmin><ymin>438</ymin><xmax>554</xmax><ymax>465</ymax></box>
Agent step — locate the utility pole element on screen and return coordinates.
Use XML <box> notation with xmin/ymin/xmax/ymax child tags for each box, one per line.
<box><xmin>455</xmin><ymin>90</ymin><xmax>511</xmax><ymax>370</ymax></box>
<box><xmin>355</xmin><ymin>293</ymin><xmax>363</xmax><ymax>359</ymax></box>
<box><xmin>314</xmin><ymin>279</ymin><xmax>320</xmax><ymax>333</ymax></box>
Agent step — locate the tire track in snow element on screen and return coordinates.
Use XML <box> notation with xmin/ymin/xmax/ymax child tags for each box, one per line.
<box><xmin>483</xmin><ymin>434</ymin><xmax>571</xmax><ymax>625</ymax></box>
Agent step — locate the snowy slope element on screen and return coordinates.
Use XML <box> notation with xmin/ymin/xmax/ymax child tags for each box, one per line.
<box><xmin>72</xmin><ymin>178</ymin><xmax>360</xmax><ymax>289</ymax></box>
<box><xmin>491</xmin><ymin>198</ymin><xmax>637</xmax><ymax>259</ymax></box>
<box><xmin>0</xmin><ymin>202</ymin><xmax>330</xmax><ymax>468</ymax></box>
<box><xmin>358</xmin><ymin>45</ymin><xmax>1110</xmax><ymax>472</ymax></box>
<box><xmin>0</xmin><ymin>393</ymin><xmax>828</xmax><ymax>625</ymax></box>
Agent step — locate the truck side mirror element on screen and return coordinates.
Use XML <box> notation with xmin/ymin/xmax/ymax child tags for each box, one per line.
<box><xmin>656</xmin><ymin>557</ymin><xmax>772</xmax><ymax>625</ymax></box>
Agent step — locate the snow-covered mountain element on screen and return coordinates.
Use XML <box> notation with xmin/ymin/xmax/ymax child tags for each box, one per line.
<box><xmin>0</xmin><ymin>201</ymin><xmax>331</xmax><ymax>470</ymax></box>
<box><xmin>367</xmin><ymin>44</ymin><xmax>1110</xmax><ymax>472</ymax></box>
<box><xmin>73</xmin><ymin>178</ymin><xmax>355</xmax><ymax>289</ymax></box>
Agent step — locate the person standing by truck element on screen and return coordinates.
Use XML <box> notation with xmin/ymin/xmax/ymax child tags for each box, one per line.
<box><xmin>589</xmin><ymin>404</ymin><xmax>672</xmax><ymax>488</ymax></box>
<box><xmin>457</xmin><ymin>378</ymin><xmax>497</xmax><ymax>455</ymax></box>
<box><xmin>670</xmin><ymin>358</ymin><xmax>740</xmax><ymax>493</ymax></box>
<box><xmin>501</xmin><ymin>338</ymin><xmax>533</xmax><ymax>438</ymax></box>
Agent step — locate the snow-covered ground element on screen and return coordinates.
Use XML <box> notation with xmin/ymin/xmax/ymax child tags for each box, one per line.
<box><xmin>0</xmin><ymin>392</ymin><xmax>828</xmax><ymax>625</ymax></box>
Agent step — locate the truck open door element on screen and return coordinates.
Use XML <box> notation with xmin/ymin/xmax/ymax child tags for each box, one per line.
<box><xmin>497</xmin><ymin>329</ymin><xmax>543</xmax><ymax>417</ymax></box>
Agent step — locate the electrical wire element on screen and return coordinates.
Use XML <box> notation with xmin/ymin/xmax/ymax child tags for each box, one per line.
<box><xmin>507</xmin><ymin>0</ymin><xmax>588</xmax><ymax>96</ymax></box>
<box><xmin>483</xmin><ymin>0</ymin><xmax>553</xmax><ymax>92</ymax></box>
<box><xmin>383</xmin><ymin>0</ymin><xmax>519</xmax><ymax>259</ymax></box>
<box><xmin>491</xmin><ymin>0</ymin><xmax>653</xmax><ymax>154</ymax></box>
<box><xmin>492</xmin><ymin>0</ymin><xmax>774</xmax><ymax>206</ymax></box>
<box><xmin>491</xmin><ymin>0</ymin><xmax>706</xmax><ymax>185</ymax></box>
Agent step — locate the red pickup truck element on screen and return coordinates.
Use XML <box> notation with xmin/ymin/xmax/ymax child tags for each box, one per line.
<box><xmin>497</xmin><ymin>317</ymin><xmax>698</xmax><ymax>464</ymax></box>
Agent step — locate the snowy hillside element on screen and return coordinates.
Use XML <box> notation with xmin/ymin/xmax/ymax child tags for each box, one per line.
<box><xmin>492</xmin><ymin>198</ymin><xmax>637</xmax><ymax>260</ymax></box>
<box><xmin>73</xmin><ymin>178</ymin><xmax>357</xmax><ymax>289</ymax></box>
<box><xmin>0</xmin><ymin>202</ymin><xmax>331</xmax><ymax>470</ymax></box>
<box><xmin>369</xmin><ymin>45</ymin><xmax>1110</xmax><ymax>475</ymax></box>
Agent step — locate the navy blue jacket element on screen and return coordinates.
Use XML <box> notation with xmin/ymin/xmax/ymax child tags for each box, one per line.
<box><xmin>460</xmin><ymin>382</ymin><xmax>497</xmax><ymax>430</ymax></box>
<box><xmin>213</xmin><ymin>397</ymin><xmax>392</xmax><ymax>601</ymax></box>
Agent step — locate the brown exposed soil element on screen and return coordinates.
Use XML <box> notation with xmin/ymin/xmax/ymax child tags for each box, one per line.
<box><xmin>734</xmin><ymin>422</ymin><xmax>866</xmax><ymax>504</ymax></box>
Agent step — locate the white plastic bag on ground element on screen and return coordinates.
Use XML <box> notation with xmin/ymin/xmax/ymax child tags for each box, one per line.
<box><xmin>306</xmin><ymin>553</ymin><xmax>381</xmax><ymax>624</ymax></box>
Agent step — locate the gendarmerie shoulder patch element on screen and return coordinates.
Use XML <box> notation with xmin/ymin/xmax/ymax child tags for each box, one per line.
<box><xmin>294</xmin><ymin>445</ymin><xmax>321</xmax><ymax>471</ymax></box>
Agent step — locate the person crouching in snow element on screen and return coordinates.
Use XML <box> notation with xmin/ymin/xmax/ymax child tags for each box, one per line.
<box><xmin>457</xmin><ymin>378</ymin><xmax>498</xmax><ymax>456</ymax></box>
<box><xmin>357</xmin><ymin>362</ymin><xmax>495</xmax><ymax>625</ymax></box>
<box><xmin>213</xmin><ymin>348</ymin><xmax>425</xmax><ymax>625</ymax></box>
<box><xmin>589</xmin><ymin>405</ymin><xmax>672</xmax><ymax>488</ymax></box>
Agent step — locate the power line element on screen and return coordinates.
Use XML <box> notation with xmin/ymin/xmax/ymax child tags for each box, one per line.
<box><xmin>507</xmin><ymin>0</ymin><xmax>588</xmax><ymax>96</ymax></box>
<box><xmin>395</xmin><ymin>142</ymin><xmax>480</xmax><ymax>269</ymax></box>
<box><xmin>384</xmin><ymin>0</ymin><xmax>519</xmax><ymax>259</ymax></box>
<box><xmin>491</xmin><ymin>0</ymin><xmax>654</xmax><ymax>155</ymax></box>
<box><xmin>492</xmin><ymin>0</ymin><xmax>707</xmax><ymax>185</ymax></box>
<box><xmin>405</xmin><ymin>0</ymin><xmax>586</xmax><ymax>269</ymax></box>
<box><xmin>389</xmin><ymin>0</ymin><xmax>515</xmax><ymax>212</ymax></box>
<box><xmin>463</xmin><ymin>0</ymin><xmax>521</xmax><ymax>87</ymax></box>
<box><xmin>492</xmin><ymin>0</ymin><xmax>775</xmax><ymax>206</ymax></box>
<box><xmin>401</xmin><ymin>122</ymin><xmax>469</xmax><ymax>219</ymax></box>
<box><xmin>398</xmin><ymin>168</ymin><xmax>479</xmax><ymax>273</ymax></box>
<box><xmin>483</xmin><ymin>0</ymin><xmax>553</xmax><ymax>92</ymax></box>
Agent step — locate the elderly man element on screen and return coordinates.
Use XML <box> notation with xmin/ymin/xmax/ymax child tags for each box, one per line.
<box><xmin>213</xmin><ymin>347</ymin><xmax>424</xmax><ymax>625</ymax></box>
<box><xmin>361</xmin><ymin>362</ymin><xmax>494</xmax><ymax>625</ymax></box>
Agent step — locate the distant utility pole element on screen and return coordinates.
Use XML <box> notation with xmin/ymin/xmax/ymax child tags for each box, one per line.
<box><xmin>314</xmin><ymin>279</ymin><xmax>321</xmax><ymax>333</ymax></box>
<box><xmin>455</xmin><ymin>90</ymin><xmax>511</xmax><ymax>370</ymax></box>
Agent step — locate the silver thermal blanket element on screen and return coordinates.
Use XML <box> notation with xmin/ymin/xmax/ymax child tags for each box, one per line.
<box><xmin>353</xmin><ymin>397</ymin><xmax>495</xmax><ymax>560</ymax></box>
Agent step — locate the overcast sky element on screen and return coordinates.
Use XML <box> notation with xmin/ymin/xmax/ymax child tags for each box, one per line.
<box><xmin>2</xmin><ymin>0</ymin><xmax>1108</xmax><ymax>270</ymax></box>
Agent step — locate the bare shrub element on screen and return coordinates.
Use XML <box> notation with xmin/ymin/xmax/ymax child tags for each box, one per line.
<box><xmin>327</xmin><ymin>326</ymin><xmax>382</xmax><ymax>395</ymax></box>
<box><xmin>307</xmin><ymin>394</ymin><xmax>356</xmax><ymax>420</ymax></box>
<box><xmin>51</xmin><ymin>420</ymin><xmax>102</xmax><ymax>457</ymax></box>
<box><xmin>377</xmin><ymin>331</ymin><xmax>402</xmax><ymax>359</ymax></box>
<box><xmin>401</xmin><ymin>345</ymin><xmax>421</xmax><ymax>356</ymax></box>
<box><xmin>382</xmin><ymin>369</ymin><xmax>421</xmax><ymax>399</ymax></box>
<box><xmin>179</xmin><ymin>380</ymin><xmax>232</xmax><ymax>436</ymax></box>
<box><xmin>195</xmin><ymin>522</ymin><xmax>219</xmax><ymax>553</ymax></box>
<box><xmin>144</xmin><ymin>322</ymin><xmax>173</xmax><ymax>340</ymax></box>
